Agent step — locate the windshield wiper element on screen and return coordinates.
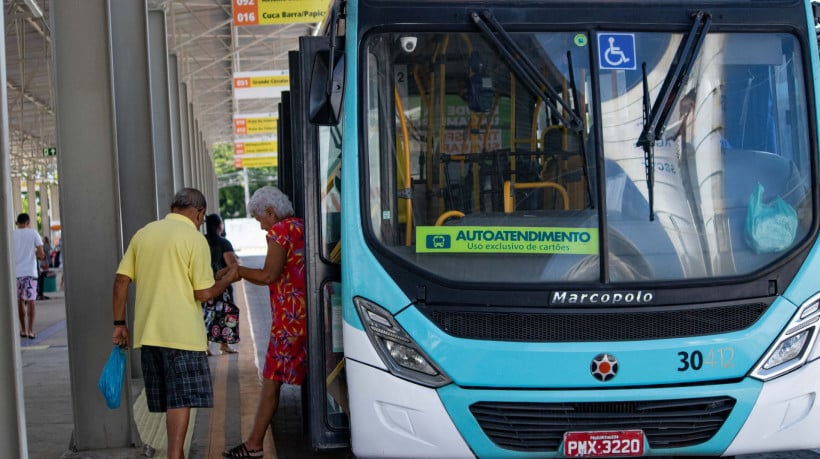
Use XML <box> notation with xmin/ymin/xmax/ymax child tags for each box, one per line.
<box><xmin>471</xmin><ymin>10</ymin><xmax>583</xmax><ymax>131</ymax></box>
<box><xmin>567</xmin><ymin>50</ymin><xmax>594</xmax><ymax>207</ymax></box>
<box><xmin>636</xmin><ymin>10</ymin><xmax>711</xmax><ymax>221</ymax></box>
<box><xmin>639</xmin><ymin>64</ymin><xmax>655</xmax><ymax>221</ymax></box>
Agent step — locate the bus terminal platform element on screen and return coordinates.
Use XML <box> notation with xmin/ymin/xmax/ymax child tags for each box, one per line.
<box><xmin>21</xmin><ymin>255</ymin><xmax>351</xmax><ymax>459</ymax></box>
<box><xmin>17</xmin><ymin>255</ymin><xmax>820</xmax><ymax>459</ymax></box>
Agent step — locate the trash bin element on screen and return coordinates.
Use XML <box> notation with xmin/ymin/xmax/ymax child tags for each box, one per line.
<box><xmin>44</xmin><ymin>273</ymin><xmax>57</xmax><ymax>293</ymax></box>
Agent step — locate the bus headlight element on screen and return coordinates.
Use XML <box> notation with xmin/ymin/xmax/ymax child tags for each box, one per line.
<box><xmin>752</xmin><ymin>293</ymin><xmax>820</xmax><ymax>381</ymax></box>
<box><xmin>761</xmin><ymin>329</ymin><xmax>811</xmax><ymax>370</ymax></box>
<box><xmin>354</xmin><ymin>296</ymin><xmax>452</xmax><ymax>387</ymax></box>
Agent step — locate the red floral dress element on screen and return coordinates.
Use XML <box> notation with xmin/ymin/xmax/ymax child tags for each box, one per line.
<box><xmin>263</xmin><ymin>217</ymin><xmax>307</xmax><ymax>384</ymax></box>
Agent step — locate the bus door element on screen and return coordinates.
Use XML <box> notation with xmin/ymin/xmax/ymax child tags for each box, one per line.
<box><xmin>287</xmin><ymin>36</ymin><xmax>349</xmax><ymax>449</ymax></box>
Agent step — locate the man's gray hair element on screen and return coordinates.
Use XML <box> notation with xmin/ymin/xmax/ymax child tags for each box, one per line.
<box><xmin>248</xmin><ymin>186</ymin><xmax>294</xmax><ymax>218</ymax></box>
<box><xmin>170</xmin><ymin>188</ymin><xmax>207</xmax><ymax>211</ymax></box>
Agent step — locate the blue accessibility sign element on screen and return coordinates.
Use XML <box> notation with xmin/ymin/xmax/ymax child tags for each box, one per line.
<box><xmin>598</xmin><ymin>33</ymin><xmax>636</xmax><ymax>70</ymax></box>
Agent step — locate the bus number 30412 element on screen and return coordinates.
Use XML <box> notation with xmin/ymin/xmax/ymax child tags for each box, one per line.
<box><xmin>677</xmin><ymin>347</ymin><xmax>735</xmax><ymax>371</ymax></box>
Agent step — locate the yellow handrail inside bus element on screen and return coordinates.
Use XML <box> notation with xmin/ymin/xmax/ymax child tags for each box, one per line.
<box><xmin>503</xmin><ymin>180</ymin><xmax>569</xmax><ymax>213</ymax></box>
<box><xmin>394</xmin><ymin>86</ymin><xmax>413</xmax><ymax>246</ymax></box>
<box><xmin>329</xmin><ymin>241</ymin><xmax>341</xmax><ymax>264</ymax></box>
<box><xmin>435</xmin><ymin>35</ymin><xmax>450</xmax><ymax>212</ymax></box>
<box><xmin>325</xmin><ymin>160</ymin><xmax>340</xmax><ymax>194</ymax></box>
<box><xmin>413</xmin><ymin>64</ymin><xmax>435</xmax><ymax>193</ymax></box>
<box><xmin>435</xmin><ymin>210</ymin><xmax>465</xmax><ymax>226</ymax></box>
<box><xmin>326</xmin><ymin>359</ymin><xmax>345</xmax><ymax>386</ymax></box>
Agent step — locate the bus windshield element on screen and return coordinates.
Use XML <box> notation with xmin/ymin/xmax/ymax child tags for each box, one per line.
<box><xmin>362</xmin><ymin>29</ymin><xmax>812</xmax><ymax>284</ymax></box>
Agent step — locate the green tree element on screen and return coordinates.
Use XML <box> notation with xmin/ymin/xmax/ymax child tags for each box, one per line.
<box><xmin>212</xmin><ymin>143</ymin><xmax>278</xmax><ymax>217</ymax></box>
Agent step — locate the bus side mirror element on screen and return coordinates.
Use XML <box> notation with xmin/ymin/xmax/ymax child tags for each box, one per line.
<box><xmin>309</xmin><ymin>50</ymin><xmax>345</xmax><ymax>125</ymax></box>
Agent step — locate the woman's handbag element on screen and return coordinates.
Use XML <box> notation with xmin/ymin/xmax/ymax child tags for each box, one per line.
<box><xmin>204</xmin><ymin>293</ymin><xmax>240</xmax><ymax>344</ymax></box>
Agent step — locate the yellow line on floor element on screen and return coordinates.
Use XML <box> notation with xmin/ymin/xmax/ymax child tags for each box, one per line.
<box><xmin>20</xmin><ymin>345</ymin><xmax>50</xmax><ymax>351</ymax></box>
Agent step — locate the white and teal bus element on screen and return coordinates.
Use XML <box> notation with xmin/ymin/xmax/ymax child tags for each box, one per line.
<box><xmin>279</xmin><ymin>0</ymin><xmax>820</xmax><ymax>456</ymax></box>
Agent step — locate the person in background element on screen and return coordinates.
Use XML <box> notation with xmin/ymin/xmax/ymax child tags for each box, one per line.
<box><xmin>37</xmin><ymin>236</ymin><xmax>52</xmax><ymax>300</ymax></box>
<box><xmin>13</xmin><ymin>213</ymin><xmax>45</xmax><ymax>339</ymax></box>
<box><xmin>51</xmin><ymin>240</ymin><xmax>61</xmax><ymax>268</ymax></box>
<box><xmin>223</xmin><ymin>186</ymin><xmax>305</xmax><ymax>459</ymax></box>
<box><xmin>111</xmin><ymin>188</ymin><xmax>239</xmax><ymax>459</ymax></box>
<box><xmin>204</xmin><ymin>213</ymin><xmax>240</xmax><ymax>355</ymax></box>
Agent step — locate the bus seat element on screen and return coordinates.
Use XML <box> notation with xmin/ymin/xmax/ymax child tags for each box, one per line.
<box><xmin>542</xmin><ymin>127</ymin><xmax>586</xmax><ymax>209</ymax></box>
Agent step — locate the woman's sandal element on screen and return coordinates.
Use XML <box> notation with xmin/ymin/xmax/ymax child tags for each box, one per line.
<box><xmin>222</xmin><ymin>442</ymin><xmax>263</xmax><ymax>458</ymax></box>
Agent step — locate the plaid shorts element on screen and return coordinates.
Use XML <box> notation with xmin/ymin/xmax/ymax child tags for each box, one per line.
<box><xmin>141</xmin><ymin>346</ymin><xmax>213</xmax><ymax>412</ymax></box>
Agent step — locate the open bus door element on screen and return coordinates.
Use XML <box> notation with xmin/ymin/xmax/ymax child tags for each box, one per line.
<box><xmin>283</xmin><ymin>34</ymin><xmax>349</xmax><ymax>450</ymax></box>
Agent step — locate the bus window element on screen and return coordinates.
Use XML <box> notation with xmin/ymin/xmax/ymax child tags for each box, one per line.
<box><xmin>319</xmin><ymin>124</ymin><xmax>343</xmax><ymax>263</ymax></box>
<box><xmin>364</xmin><ymin>31</ymin><xmax>599</xmax><ymax>283</ymax></box>
<box><xmin>601</xmin><ymin>32</ymin><xmax>811</xmax><ymax>280</ymax></box>
<box><xmin>361</xmin><ymin>29</ymin><xmax>811</xmax><ymax>284</ymax></box>
<box><xmin>322</xmin><ymin>281</ymin><xmax>348</xmax><ymax>427</ymax></box>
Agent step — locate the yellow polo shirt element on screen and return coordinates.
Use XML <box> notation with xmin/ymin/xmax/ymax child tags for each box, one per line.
<box><xmin>116</xmin><ymin>213</ymin><xmax>214</xmax><ymax>351</ymax></box>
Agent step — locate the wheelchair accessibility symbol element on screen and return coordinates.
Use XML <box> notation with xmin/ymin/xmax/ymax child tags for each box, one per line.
<box><xmin>598</xmin><ymin>33</ymin><xmax>636</xmax><ymax>70</ymax></box>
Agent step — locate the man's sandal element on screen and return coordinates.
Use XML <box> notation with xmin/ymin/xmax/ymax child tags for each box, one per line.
<box><xmin>222</xmin><ymin>442</ymin><xmax>262</xmax><ymax>458</ymax></box>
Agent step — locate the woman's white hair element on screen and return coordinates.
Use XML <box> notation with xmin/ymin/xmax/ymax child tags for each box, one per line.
<box><xmin>248</xmin><ymin>186</ymin><xmax>294</xmax><ymax>218</ymax></box>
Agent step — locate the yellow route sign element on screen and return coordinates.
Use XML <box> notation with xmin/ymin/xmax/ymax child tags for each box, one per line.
<box><xmin>233</xmin><ymin>71</ymin><xmax>289</xmax><ymax>100</ymax></box>
<box><xmin>234</xmin><ymin>153</ymin><xmax>278</xmax><ymax>169</ymax></box>
<box><xmin>234</xmin><ymin>113</ymin><xmax>277</xmax><ymax>135</ymax></box>
<box><xmin>232</xmin><ymin>0</ymin><xmax>330</xmax><ymax>26</ymax></box>
<box><xmin>234</xmin><ymin>139</ymin><xmax>277</xmax><ymax>155</ymax></box>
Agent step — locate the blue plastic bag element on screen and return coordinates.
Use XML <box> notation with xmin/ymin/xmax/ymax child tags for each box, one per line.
<box><xmin>98</xmin><ymin>346</ymin><xmax>126</xmax><ymax>409</ymax></box>
<box><xmin>745</xmin><ymin>183</ymin><xmax>798</xmax><ymax>254</ymax></box>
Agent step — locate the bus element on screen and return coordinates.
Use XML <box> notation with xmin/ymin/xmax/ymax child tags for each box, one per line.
<box><xmin>277</xmin><ymin>0</ymin><xmax>820</xmax><ymax>456</ymax></box>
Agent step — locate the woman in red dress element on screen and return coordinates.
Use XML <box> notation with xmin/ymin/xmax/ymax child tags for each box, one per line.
<box><xmin>223</xmin><ymin>186</ymin><xmax>305</xmax><ymax>459</ymax></box>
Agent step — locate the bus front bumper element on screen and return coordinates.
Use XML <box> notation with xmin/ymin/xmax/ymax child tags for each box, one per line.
<box><xmin>346</xmin><ymin>358</ymin><xmax>475</xmax><ymax>458</ymax></box>
<box><xmin>724</xmin><ymin>357</ymin><xmax>820</xmax><ymax>455</ymax></box>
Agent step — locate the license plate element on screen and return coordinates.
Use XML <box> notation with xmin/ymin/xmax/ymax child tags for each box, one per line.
<box><xmin>562</xmin><ymin>430</ymin><xmax>645</xmax><ymax>457</ymax></box>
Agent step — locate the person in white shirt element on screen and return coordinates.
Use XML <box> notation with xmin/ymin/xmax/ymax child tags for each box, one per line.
<box><xmin>13</xmin><ymin>213</ymin><xmax>45</xmax><ymax>338</ymax></box>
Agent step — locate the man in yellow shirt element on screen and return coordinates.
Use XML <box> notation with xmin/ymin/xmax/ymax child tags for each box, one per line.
<box><xmin>111</xmin><ymin>188</ymin><xmax>238</xmax><ymax>459</ymax></box>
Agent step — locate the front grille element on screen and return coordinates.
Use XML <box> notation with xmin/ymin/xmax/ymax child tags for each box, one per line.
<box><xmin>470</xmin><ymin>397</ymin><xmax>736</xmax><ymax>452</ymax></box>
<box><xmin>423</xmin><ymin>302</ymin><xmax>768</xmax><ymax>341</ymax></box>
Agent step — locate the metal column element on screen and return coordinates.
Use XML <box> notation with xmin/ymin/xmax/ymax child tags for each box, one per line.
<box><xmin>148</xmin><ymin>9</ymin><xmax>175</xmax><ymax>214</ymax></box>
<box><xmin>110</xmin><ymin>0</ymin><xmax>158</xmax><ymax>384</ymax></box>
<box><xmin>40</xmin><ymin>183</ymin><xmax>50</xmax><ymax>241</ymax></box>
<box><xmin>168</xmin><ymin>54</ymin><xmax>184</xmax><ymax>190</ymax></box>
<box><xmin>49</xmin><ymin>184</ymin><xmax>60</xmax><ymax>227</ymax></box>
<box><xmin>51</xmin><ymin>0</ymin><xmax>139</xmax><ymax>453</ymax></box>
<box><xmin>25</xmin><ymin>179</ymin><xmax>35</xmax><ymax>222</ymax></box>
<box><xmin>192</xmin><ymin>119</ymin><xmax>201</xmax><ymax>190</ymax></box>
<box><xmin>185</xmin><ymin>101</ymin><xmax>195</xmax><ymax>186</ymax></box>
<box><xmin>0</xmin><ymin>4</ymin><xmax>30</xmax><ymax>456</ymax></box>
<box><xmin>11</xmin><ymin>177</ymin><xmax>21</xmax><ymax>217</ymax></box>
<box><xmin>178</xmin><ymin>82</ymin><xmax>191</xmax><ymax>186</ymax></box>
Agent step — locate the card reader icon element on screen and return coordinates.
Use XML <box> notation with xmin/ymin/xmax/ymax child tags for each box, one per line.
<box><xmin>426</xmin><ymin>234</ymin><xmax>451</xmax><ymax>249</ymax></box>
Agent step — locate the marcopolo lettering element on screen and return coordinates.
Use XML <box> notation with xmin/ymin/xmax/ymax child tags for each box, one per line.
<box><xmin>551</xmin><ymin>290</ymin><xmax>655</xmax><ymax>305</ymax></box>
